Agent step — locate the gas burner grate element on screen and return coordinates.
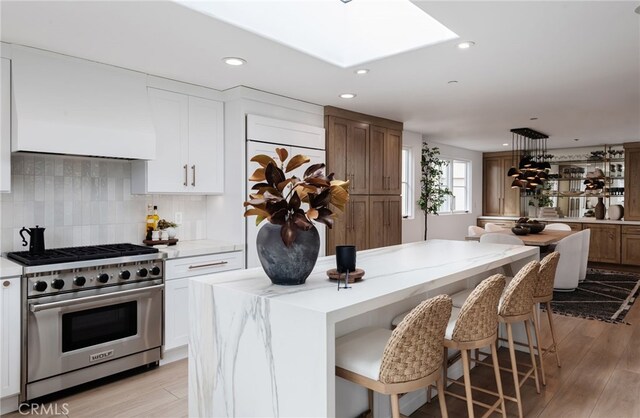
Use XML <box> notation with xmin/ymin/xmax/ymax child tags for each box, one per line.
<box><xmin>7</xmin><ymin>243</ymin><xmax>158</xmax><ymax>266</ymax></box>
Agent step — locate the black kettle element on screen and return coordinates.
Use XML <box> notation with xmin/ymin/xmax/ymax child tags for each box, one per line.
<box><xmin>20</xmin><ymin>225</ymin><xmax>46</xmax><ymax>255</ymax></box>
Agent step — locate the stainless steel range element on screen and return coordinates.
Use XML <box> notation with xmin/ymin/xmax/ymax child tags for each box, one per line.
<box><xmin>8</xmin><ymin>243</ymin><xmax>165</xmax><ymax>401</ymax></box>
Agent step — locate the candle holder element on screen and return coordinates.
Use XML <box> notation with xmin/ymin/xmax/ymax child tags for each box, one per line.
<box><xmin>336</xmin><ymin>245</ymin><xmax>356</xmax><ymax>290</ymax></box>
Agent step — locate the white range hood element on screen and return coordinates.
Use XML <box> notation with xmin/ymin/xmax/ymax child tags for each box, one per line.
<box><xmin>11</xmin><ymin>46</ymin><xmax>156</xmax><ymax>159</ymax></box>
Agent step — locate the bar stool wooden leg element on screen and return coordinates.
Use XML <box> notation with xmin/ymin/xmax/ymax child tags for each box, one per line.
<box><xmin>525</xmin><ymin>318</ymin><xmax>541</xmax><ymax>394</ymax></box>
<box><xmin>437</xmin><ymin>375</ymin><xmax>448</xmax><ymax>418</ymax></box>
<box><xmin>532</xmin><ymin>304</ymin><xmax>546</xmax><ymax>385</ymax></box>
<box><xmin>507</xmin><ymin>323</ymin><xmax>524</xmax><ymax>418</ymax></box>
<box><xmin>390</xmin><ymin>393</ymin><xmax>400</xmax><ymax>418</ymax></box>
<box><xmin>490</xmin><ymin>342</ymin><xmax>507</xmax><ymax>418</ymax></box>
<box><xmin>442</xmin><ymin>347</ymin><xmax>448</xmax><ymax>389</ymax></box>
<box><xmin>546</xmin><ymin>301</ymin><xmax>561</xmax><ymax>367</ymax></box>
<box><xmin>367</xmin><ymin>389</ymin><xmax>373</xmax><ymax>417</ymax></box>
<box><xmin>461</xmin><ymin>349</ymin><xmax>475</xmax><ymax>418</ymax></box>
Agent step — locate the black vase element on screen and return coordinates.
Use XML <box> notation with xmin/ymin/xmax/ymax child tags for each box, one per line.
<box><xmin>595</xmin><ymin>197</ymin><xmax>605</xmax><ymax>220</ymax></box>
<box><xmin>256</xmin><ymin>223</ymin><xmax>320</xmax><ymax>285</ymax></box>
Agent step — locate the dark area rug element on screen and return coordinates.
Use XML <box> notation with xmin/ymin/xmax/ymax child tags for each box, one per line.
<box><xmin>548</xmin><ymin>268</ymin><xmax>640</xmax><ymax>324</ymax></box>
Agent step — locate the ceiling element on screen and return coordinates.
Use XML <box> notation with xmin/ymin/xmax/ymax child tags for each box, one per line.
<box><xmin>1</xmin><ymin>1</ymin><xmax>639</xmax><ymax>152</ymax></box>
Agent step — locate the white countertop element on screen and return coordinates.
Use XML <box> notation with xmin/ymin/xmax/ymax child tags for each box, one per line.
<box><xmin>158</xmin><ymin>239</ymin><xmax>243</xmax><ymax>259</ymax></box>
<box><xmin>192</xmin><ymin>239</ymin><xmax>537</xmax><ymax>322</ymax></box>
<box><xmin>478</xmin><ymin>215</ymin><xmax>640</xmax><ymax>226</ymax></box>
<box><xmin>0</xmin><ymin>257</ymin><xmax>23</xmax><ymax>278</ymax></box>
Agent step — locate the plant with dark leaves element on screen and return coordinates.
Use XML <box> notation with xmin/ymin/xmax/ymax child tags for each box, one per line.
<box><xmin>244</xmin><ymin>148</ymin><xmax>350</xmax><ymax>247</ymax></box>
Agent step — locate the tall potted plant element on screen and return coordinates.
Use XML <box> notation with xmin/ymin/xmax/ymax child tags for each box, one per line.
<box><xmin>244</xmin><ymin>147</ymin><xmax>350</xmax><ymax>285</ymax></box>
<box><xmin>418</xmin><ymin>143</ymin><xmax>452</xmax><ymax>240</ymax></box>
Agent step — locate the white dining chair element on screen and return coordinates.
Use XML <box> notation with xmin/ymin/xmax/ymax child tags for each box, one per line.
<box><xmin>484</xmin><ymin>223</ymin><xmax>504</xmax><ymax>232</ymax></box>
<box><xmin>553</xmin><ymin>232</ymin><xmax>583</xmax><ymax>291</ymax></box>
<box><xmin>578</xmin><ymin>229</ymin><xmax>591</xmax><ymax>281</ymax></box>
<box><xmin>480</xmin><ymin>233</ymin><xmax>525</xmax><ymax>246</ymax></box>
<box><xmin>468</xmin><ymin>225</ymin><xmax>485</xmax><ymax>237</ymax></box>
<box><xmin>545</xmin><ymin>223</ymin><xmax>572</xmax><ymax>231</ymax></box>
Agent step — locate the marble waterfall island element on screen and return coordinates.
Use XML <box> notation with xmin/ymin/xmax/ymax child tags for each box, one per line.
<box><xmin>188</xmin><ymin>240</ymin><xmax>538</xmax><ymax>417</ymax></box>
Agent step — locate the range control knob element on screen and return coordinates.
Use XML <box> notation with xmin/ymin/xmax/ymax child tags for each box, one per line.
<box><xmin>97</xmin><ymin>273</ymin><xmax>110</xmax><ymax>284</ymax></box>
<box><xmin>137</xmin><ymin>268</ymin><xmax>148</xmax><ymax>278</ymax></box>
<box><xmin>119</xmin><ymin>270</ymin><xmax>131</xmax><ymax>280</ymax></box>
<box><xmin>150</xmin><ymin>266</ymin><xmax>161</xmax><ymax>276</ymax></box>
<box><xmin>33</xmin><ymin>281</ymin><xmax>48</xmax><ymax>292</ymax></box>
<box><xmin>51</xmin><ymin>279</ymin><xmax>65</xmax><ymax>290</ymax></box>
<box><xmin>74</xmin><ymin>276</ymin><xmax>86</xmax><ymax>286</ymax></box>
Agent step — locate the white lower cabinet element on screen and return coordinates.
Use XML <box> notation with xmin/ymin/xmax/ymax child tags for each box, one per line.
<box><xmin>1</xmin><ymin>277</ymin><xmax>20</xmax><ymax>402</ymax></box>
<box><xmin>163</xmin><ymin>251</ymin><xmax>242</xmax><ymax>359</ymax></box>
<box><xmin>165</xmin><ymin>278</ymin><xmax>189</xmax><ymax>350</ymax></box>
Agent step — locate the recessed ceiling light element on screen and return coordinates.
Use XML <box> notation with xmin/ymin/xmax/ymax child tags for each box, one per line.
<box><xmin>457</xmin><ymin>41</ymin><xmax>475</xmax><ymax>49</ymax></box>
<box><xmin>635</xmin><ymin>5</ymin><xmax>640</xmax><ymax>14</ymax></box>
<box><xmin>339</xmin><ymin>93</ymin><xmax>356</xmax><ymax>99</ymax></box>
<box><xmin>530</xmin><ymin>117</ymin><xmax>538</xmax><ymax>121</ymax></box>
<box><xmin>574</xmin><ymin>138</ymin><xmax>580</xmax><ymax>142</ymax></box>
<box><xmin>355</xmin><ymin>69</ymin><xmax>369</xmax><ymax>75</ymax></box>
<box><xmin>447</xmin><ymin>80</ymin><xmax>458</xmax><ymax>84</ymax></box>
<box><xmin>502</xmin><ymin>143</ymin><xmax>509</xmax><ymax>147</ymax></box>
<box><xmin>222</xmin><ymin>57</ymin><xmax>246</xmax><ymax>66</ymax></box>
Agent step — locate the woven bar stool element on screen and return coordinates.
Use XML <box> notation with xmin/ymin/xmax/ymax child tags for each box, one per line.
<box><xmin>442</xmin><ymin>274</ymin><xmax>507</xmax><ymax>418</ymax></box>
<box><xmin>531</xmin><ymin>252</ymin><xmax>562</xmax><ymax>386</ymax></box>
<box><xmin>336</xmin><ymin>295</ymin><xmax>452</xmax><ymax>418</ymax></box>
<box><xmin>493</xmin><ymin>260</ymin><xmax>541</xmax><ymax>418</ymax></box>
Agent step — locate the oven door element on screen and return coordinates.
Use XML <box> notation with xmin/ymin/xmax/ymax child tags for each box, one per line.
<box><xmin>27</xmin><ymin>282</ymin><xmax>163</xmax><ymax>382</ymax></box>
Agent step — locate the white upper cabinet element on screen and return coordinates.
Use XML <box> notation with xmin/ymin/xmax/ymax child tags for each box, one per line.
<box><xmin>1</xmin><ymin>58</ymin><xmax>10</xmax><ymax>193</ymax></box>
<box><xmin>10</xmin><ymin>46</ymin><xmax>155</xmax><ymax>159</ymax></box>
<box><xmin>131</xmin><ymin>88</ymin><xmax>224</xmax><ymax>194</ymax></box>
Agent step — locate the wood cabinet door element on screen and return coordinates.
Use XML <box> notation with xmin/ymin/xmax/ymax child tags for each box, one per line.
<box><xmin>369</xmin><ymin>196</ymin><xmax>401</xmax><ymax>248</ymax></box>
<box><xmin>369</xmin><ymin>126</ymin><xmax>386</xmax><ymax>194</ymax></box>
<box><xmin>385</xmin><ymin>129</ymin><xmax>402</xmax><ymax>195</ymax></box>
<box><xmin>327</xmin><ymin>196</ymin><xmax>369</xmax><ymax>254</ymax></box>
<box><xmin>327</xmin><ymin>117</ymin><xmax>369</xmax><ymax>194</ymax></box>
<box><xmin>348</xmin><ymin>122</ymin><xmax>370</xmax><ymax>194</ymax></box>
<box><xmin>483</xmin><ymin>157</ymin><xmax>504</xmax><ymax>216</ymax></box>
<box><xmin>624</xmin><ymin>144</ymin><xmax>640</xmax><ymax>220</ymax></box>
<box><xmin>386</xmin><ymin>195</ymin><xmax>402</xmax><ymax>246</ymax></box>
<box><xmin>622</xmin><ymin>233</ymin><xmax>640</xmax><ymax>266</ymax></box>
<box><xmin>347</xmin><ymin>196</ymin><xmax>370</xmax><ymax>251</ymax></box>
<box><xmin>584</xmin><ymin>224</ymin><xmax>621</xmax><ymax>264</ymax></box>
<box><xmin>501</xmin><ymin>157</ymin><xmax>521</xmax><ymax>216</ymax></box>
<box><xmin>369</xmin><ymin>195</ymin><xmax>386</xmax><ymax>249</ymax></box>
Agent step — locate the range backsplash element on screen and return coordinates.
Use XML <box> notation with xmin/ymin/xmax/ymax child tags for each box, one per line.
<box><xmin>0</xmin><ymin>154</ymin><xmax>207</xmax><ymax>253</ymax></box>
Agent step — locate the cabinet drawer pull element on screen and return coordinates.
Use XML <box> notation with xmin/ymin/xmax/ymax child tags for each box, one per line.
<box><xmin>191</xmin><ymin>165</ymin><xmax>196</xmax><ymax>187</ymax></box>
<box><xmin>183</xmin><ymin>164</ymin><xmax>188</xmax><ymax>186</ymax></box>
<box><xmin>3</xmin><ymin>280</ymin><xmax>10</xmax><ymax>287</ymax></box>
<box><xmin>188</xmin><ymin>261</ymin><xmax>229</xmax><ymax>270</ymax></box>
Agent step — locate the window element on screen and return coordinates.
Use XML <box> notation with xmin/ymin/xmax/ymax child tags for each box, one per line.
<box><xmin>438</xmin><ymin>159</ymin><xmax>471</xmax><ymax>213</ymax></box>
<box><xmin>401</xmin><ymin>148</ymin><xmax>412</xmax><ymax>218</ymax></box>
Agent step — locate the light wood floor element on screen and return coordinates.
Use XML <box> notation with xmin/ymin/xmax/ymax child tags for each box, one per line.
<box><xmin>4</xmin><ymin>301</ymin><xmax>639</xmax><ymax>418</ymax></box>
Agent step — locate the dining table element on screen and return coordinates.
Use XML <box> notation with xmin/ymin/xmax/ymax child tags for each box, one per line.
<box><xmin>465</xmin><ymin>228</ymin><xmax>577</xmax><ymax>246</ymax></box>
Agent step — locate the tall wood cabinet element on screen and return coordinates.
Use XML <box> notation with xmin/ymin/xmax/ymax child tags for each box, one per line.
<box><xmin>624</xmin><ymin>142</ymin><xmax>640</xmax><ymax>221</ymax></box>
<box><xmin>325</xmin><ymin>107</ymin><xmax>403</xmax><ymax>255</ymax></box>
<box><xmin>483</xmin><ymin>152</ymin><xmax>521</xmax><ymax>216</ymax></box>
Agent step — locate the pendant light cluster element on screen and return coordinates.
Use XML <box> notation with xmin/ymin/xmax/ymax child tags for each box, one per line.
<box><xmin>507</xmin><ymin>128</ymin><xmax>552</xmax><ymax>189</ymax></box>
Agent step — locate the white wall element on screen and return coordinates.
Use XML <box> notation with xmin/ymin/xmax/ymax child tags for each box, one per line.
<box><xmin>206</xmin><ymin>87</ymin><xmax>324</xmax><ymax>264</ymax></box>
<box><xmin>402</xmin><ymin>132</ymin><xmax>483</xmax><ymax>243</ymax></box>
<box><xmin>0</xmin><ymin>153</ymin><xmax>207</xmax><ymax>253</ymax></box>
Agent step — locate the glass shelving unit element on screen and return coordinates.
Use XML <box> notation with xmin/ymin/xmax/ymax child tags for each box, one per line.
<box><xmin>522</xmin><ymin>145</ymin><xmax>625</xmax><ymax>218</ymax></box>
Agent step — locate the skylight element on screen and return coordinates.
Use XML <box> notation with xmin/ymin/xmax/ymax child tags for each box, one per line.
<box><xmin>176</xmin><ymin>0</ymin><xmax>459</xmax><ymax>68</ymax></box>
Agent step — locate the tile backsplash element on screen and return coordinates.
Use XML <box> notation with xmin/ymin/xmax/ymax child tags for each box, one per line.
<box><xmin>0</xmin><ymin>154</ymin><xmax>207</xmax><ymax>253</ymax></box>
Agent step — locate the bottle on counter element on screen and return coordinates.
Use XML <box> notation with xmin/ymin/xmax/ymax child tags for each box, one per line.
<box><xmin>146</xmin><ymin>204</ymin><xmax>160</xmax><ymax>240</ymax></box>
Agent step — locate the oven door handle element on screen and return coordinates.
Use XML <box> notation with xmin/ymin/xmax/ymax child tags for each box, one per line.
<box><xmin>29</xmin><ymin>284</ymin><xmax>165</xmax><ymax>313</ymax></box>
